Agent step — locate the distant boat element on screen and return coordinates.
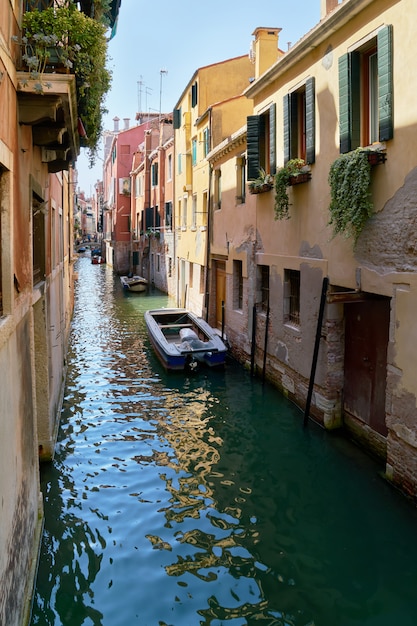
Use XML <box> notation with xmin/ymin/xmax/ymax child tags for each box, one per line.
<box><xmin>120</xmin><ymin>275</ymin><xmax>148</xmax><ymax>293</ymax></box>
<box><xmin>145</xmin><ymin>308</ymin><xmax>227</xmax><ymax>371</ymax></box>
<box><xmin>91</xmin><ymin>255</ymin><xmax>105</xmax><ymax>265</ymax></box>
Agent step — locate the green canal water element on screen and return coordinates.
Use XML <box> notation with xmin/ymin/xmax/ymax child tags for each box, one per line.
<box><xmin>31</xmin><ymin>257</ymin><xmax>417</xmax><ymax>626</ymax></box>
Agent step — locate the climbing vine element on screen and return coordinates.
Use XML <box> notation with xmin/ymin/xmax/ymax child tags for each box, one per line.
<box><xmin>328</xmin><ymin>148</ymin><xmax>373</xmax><ymax>245</ymax></box>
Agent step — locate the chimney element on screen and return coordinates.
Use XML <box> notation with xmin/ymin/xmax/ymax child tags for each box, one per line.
<box><xmin>321</xmin><ymin>0</ymin><xmax>340</xmax><ymax>19</ymax></box>
<box><xmin>251</xmin><ymin>27</ymin><xmax>282</xmax><ymax>79</ymax></box>
<box><xmin>113</xmin><ymin>116</ymin><xmax>120</xmax><ymax>132</ymax></box>
<box><xmin>123</xmin><ymin>118</ymin><xmax>130</xmax><ymax>130</ymax></box>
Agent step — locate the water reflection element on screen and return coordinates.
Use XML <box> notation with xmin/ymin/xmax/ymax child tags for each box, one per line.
<box><xmin>32</xmin><ymin>259</ymin><xmax>417</xmax><ymax>626</ymax></box>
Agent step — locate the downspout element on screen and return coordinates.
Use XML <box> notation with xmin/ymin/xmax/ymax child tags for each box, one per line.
<box><xmin>204</xmin><ymin>163</ymin><xmax>213</xmax><ymax>322</ymax></box>
<box><xmin>204</xmin><ymin>107</ymin><xmax>213</xmax><ymax>322</ymax></box>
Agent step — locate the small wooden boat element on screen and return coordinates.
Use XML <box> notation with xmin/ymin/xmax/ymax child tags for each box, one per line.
<box><xmin>144</xmin><ymin>308</ymin><xmax>227</xmax><ymax>371</ymax></box>
<box><xmin>120</xmin><ymin>275</ymin><xmax>148</xmax><ymax>292</ymax></box>
<box><xmin>91</xmin><ymin>254</ymin><xmax>105</xmax><ymax>264</ymax></box>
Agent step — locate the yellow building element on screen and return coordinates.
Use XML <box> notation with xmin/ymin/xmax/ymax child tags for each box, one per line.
<box><xmin>173</xmin><ymin>56</ymin><xmax>255</xmax><ymax>313</ymax></box>
<box><xmin>209</xmin><ymin>0</ymin><xmax>417</xmax><ymax>498</ymax></box>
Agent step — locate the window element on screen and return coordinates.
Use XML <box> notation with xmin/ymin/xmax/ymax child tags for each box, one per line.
<box><xmin>202</xmin><ymin>191</ymin><xmax>208</xmax><ymax>227</ymax></box>
<box><xmin>236</xmin><ymin>156</ymin><xmax>246</xmax><ymax>204</ymax></box>
<box><xmin>283</xmin><ymin>77</ymin><xmax>315</xmax><ymax>164</ymax></box>
<box><xmin>284</xmin><ymin>269</ymin><xmax>300</xmax><ymax>326</ymax></box>
<box><xmin>191</xmin><ymin>194</ymin><xmax>197</xmax><ymax>229</ymax></box>
<box><xmin>165</xmin><ymin>201</ymin><xmax>172</xmax><ymax>230</ymax></box>
<box><xmin>203</xmin><ymin>128</ymin><xmax>210</xmax><ymax>157</ymax></box>
<box><xmin>182</xmin><ymin>196</ymin><xmax>187</xmax><ymax>229</ymax></box>
<box><xmin>167</xmin><ymin>153</ymin><xmax>172</xmax><ymax>180</ymax></box>
<box><xmin>177</xmin><ymin>153</ymin><xmax>182</xmax><ymax>175</ymax></box>
<box><xmin>257</xmin><ymin>265</ymin><xmax>269</xmax><ymax>312</ymax></box>
<box><xmin>233</xmin><ymin>260</ymin><xmax>243</xmax><ymax>310</ymax></box>
<box><xmin>192</xmin><ymin>138</ymin><xmax>197</xmax><ymax>166</ymax></box>
<box><xmin>151</xmin><ymin>162</ymin><xmax>158</xmax><ymax>187</ymax></box>
<box><xmin>33</xmin><ymin>193</ymin><xmax>46</xmax><ymax>285</ymax></box>
<box><xmin>247</xmin><ymin>103</ymin><xmax>276</xmax><ymax>180</ymax></box>
<box><xmin>214</xmin><ymin>169</ymin><xmax>221</xmax><ymax>210</ymax></box>
<box><xmin>191</xmin><ymin>81</ymin><xmax>198</xmax><ymax>107</ymax></box>
<box><xmin>338</xmin><ymin>25</ymin><xmax>393</xmax><ymax>153</ymax></box>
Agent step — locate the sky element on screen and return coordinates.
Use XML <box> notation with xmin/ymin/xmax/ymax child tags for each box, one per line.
<box><xmin>76</xmin><ymin>0</ymin><xmax>320</xmax><ymax>195</ymax></box>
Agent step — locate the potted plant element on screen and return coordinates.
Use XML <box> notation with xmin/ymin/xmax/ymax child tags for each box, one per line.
<box><xmin>248</xmin><ymin>168</ymin><xmax>274</xmax><ymax>194</ymax></box>
<box><xmin>18</xmin><ymin>3</ymin><xmax>112</xmax><ymax>164</ymax></box>
<box><xmin>274</xmin><ymin>158</ymin><xmax>310</xmax><ymax>220</ymax></box>
<box><xmin>328</xmin><ymin>148</ymin><xmax>374</xmax><ymax>245</ymax></box>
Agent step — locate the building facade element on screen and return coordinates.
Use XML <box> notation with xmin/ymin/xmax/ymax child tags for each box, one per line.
<box><xmin>0</xmin><ymin>1</ymin><xmax>120</xmax><ymax>623</ymax></box>
<box><xmin>207</xmin><ymin>0</ymin><xmax>417</xmax><ymax>498</ymax></box>
<box><xmin>173</xmin><ymin>56</ymin><xmax>255</xmax><ymax>313</ymax></box>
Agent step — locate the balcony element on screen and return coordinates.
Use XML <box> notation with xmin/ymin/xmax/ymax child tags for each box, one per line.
<box><xmin>17</xmin><ymin>72</ymin><xmax>79</xmax><ymax>172</ymax></box>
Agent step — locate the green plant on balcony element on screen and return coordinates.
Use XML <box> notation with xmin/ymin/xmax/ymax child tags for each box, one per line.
<box><xmin>18</xmin><ymin>3</ymin><xmax>111</xmax><ymax>164</ymax></box>
<box><xmin>274</xmin><ymin>158</ymin><xmax>308</xmax><ymax>220</ymax></box>
<box><xmin>328</xmin><ymin>148</ymin><xmax>373</xmax><ymax>245</ymax></box>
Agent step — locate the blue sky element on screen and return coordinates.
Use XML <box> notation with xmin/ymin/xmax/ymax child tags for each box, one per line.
<box><xmin>76</xmin><ymin>0</ymin><xmax>320</xmax><ymax>194</ymax></box>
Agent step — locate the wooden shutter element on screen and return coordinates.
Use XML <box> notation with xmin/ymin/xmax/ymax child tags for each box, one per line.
<box><xmin>338</xmin><ymin>54</ymin><xmax>351</xmax><ymax>153</ymax></box>
<box><xmin>338</xmin><ymin>52</ymin><xmax>360</xmax><ymax>153</ymax></box>
<box><xmin>191</xmin><ymin>82</ymin><xmax>198</xmax><ymax>108</ymax></box>
<box><xmin>378</xmin><ymin>24</ymin><xmax>393</xmax><ymax>142</ymax></box>
<box><xmin>247</xmin><ymin>115</ymin><xmax>261</xmax><ymax>180</ymax></box>
<box><xmin>305</xmin><ymin>77</ymin><xmax>315</xmax><ymax>164</ymax></box>
<box><xmin>283</xmin><ymin>94</ymin><xmax>290</xmax><ymax>164</ymax></box>
<box><xmin>173</xmin><ymin>108</ymin><xmax>181</xmax><ymax>129</ymax></box>
<box><xmin>269</xmin><ymin>103</ymin><xmax>276</xmax><ymax>174</ymax></box>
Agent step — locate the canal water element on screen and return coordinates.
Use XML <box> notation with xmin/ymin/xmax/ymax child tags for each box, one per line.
<box><xmin>31</xmin><ymin>257</ymin><xmax>417</xmax><ymax>626</ymax></box>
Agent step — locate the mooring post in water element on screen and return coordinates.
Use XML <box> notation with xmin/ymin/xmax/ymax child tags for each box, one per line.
<box><xmin>262</xmin><ymin>294</ymin><xmax>270</xmax><ymax>385</ymax></box>
<box><xmin>250</xmin><ymin>304</ymin><xmax>257</xmax><ymax>377</ymax></box>
<box><xmin>303</xmin><ymin>276</ymin><xmax>329</xmax><ymax>427</ymax></box>
<box><xmin>221</xmin><ymin>300</ymin><xmax>225</xmax><ymax>341</ymax></box>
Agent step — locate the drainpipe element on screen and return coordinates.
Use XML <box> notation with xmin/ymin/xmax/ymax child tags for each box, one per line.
<box><xmin>204</xmin><ymin>163</ymin><xmax>213</xmax><ymax>322</ymax></box>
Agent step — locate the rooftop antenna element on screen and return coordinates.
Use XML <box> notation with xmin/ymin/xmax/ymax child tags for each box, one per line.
<box><xmin>137</xmin><ymin>75</ymin><xmax>144</xmax><ymax>113</ymax></box>
<box><xmin>159</xmin><ymin>69</ymin><xmax>168</xmax><ymax>115</ymax></box>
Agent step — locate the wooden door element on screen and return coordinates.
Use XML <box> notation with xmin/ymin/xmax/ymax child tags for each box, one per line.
<box><xmin>344</xmin><ymin>299</ymin><xmax>390</xmax><ymax>436</ymax></box>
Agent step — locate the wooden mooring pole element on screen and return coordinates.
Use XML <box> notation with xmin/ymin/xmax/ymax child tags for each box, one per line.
<box><xmin>303</xmin><ymin>277</ymin><xmax>329</xmax><ymax>427</ymax></box>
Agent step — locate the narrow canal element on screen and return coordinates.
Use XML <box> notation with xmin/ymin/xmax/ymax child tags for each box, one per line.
<box><xmin>31</xmin><ymin>257</ymin><xmax>417</xmax><ymax>626</ymax></box>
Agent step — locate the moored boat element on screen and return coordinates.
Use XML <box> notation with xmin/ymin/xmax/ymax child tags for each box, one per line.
<box><xmin>144</xmin><ymin>308</ymin><xmax>227</xmax><ymax>371</ymax></box>
<box><xmin>120</xmin><ymin>275</ymin><xmax>148</xmax><ymax>292</ymax></box>
<box><xmin>91</xmin><ymin>254</ymin><xmax>105</xmax><ymax>264</ymax></box>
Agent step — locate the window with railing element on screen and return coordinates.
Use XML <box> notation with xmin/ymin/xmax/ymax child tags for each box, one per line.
<box><xmin>284</xmin><ymin>269</ymin><xmax>300</xmax><ymax>326</ymax></box>
<box><xmin>257</xmin><ymin>265</ymin><xmax>269</xmax><ymax>312</ymax></box>
<box><xmin>233</xmin><ymin>260</ymin><xmax>243</xmax><ymax>310</ymax></box>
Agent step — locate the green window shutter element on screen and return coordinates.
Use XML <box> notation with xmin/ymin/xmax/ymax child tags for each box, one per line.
<box><xmin>247</xmin><ymin>115</ymin><xmax>261</xmax><ymax>180</ymax></box>
<box><xmin>378</xmin><ymin>24</ymin><xmax>393</xmax><ymax>141</ymax></box>
<box><xmin>191</xmin><ymin>82</ymin><xmax>198</xmax><ymax>108</ymax></box>
<box><xmin>283</xmin><ymin>94</ymin><xmax>290</xmax><ymax>164</ymax></box>
<box><xmin>269</xmin><ymin>103</ymin><xmax>276</xmax><ymax>174</ymax></box>
<box><xmin>305</xmin><ymin>77</ymin><xmax>315</xmax><ymax>164</ymax></box>
<box><xmin>338</xmin><ymin>54</ymin><xmax>351</xmax><ymax>153</ymax></box>
<box><xmin>350</xmin><ymin>51</ymin><xmax>361</xmax><ymax>150</ymax></box>
<box><xmin>173</xmin><ymin>108</ymin><xmax>181</xmax><ymax>129</ymax></box>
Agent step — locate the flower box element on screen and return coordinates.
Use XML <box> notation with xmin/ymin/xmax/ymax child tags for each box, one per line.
<box><xmin>249</xmin><ymin>183</ymin><xmax>273</xmax><ymax>194</ymax></box>
<box><xmin>366</xmin><ymin>151</ymin><xmax>387</xmax><ymax>166</ymax></box>
<box><xmin>288</xmin><ymin>172</ymin><xmax>312</xmax><ymax>186</ymax></box>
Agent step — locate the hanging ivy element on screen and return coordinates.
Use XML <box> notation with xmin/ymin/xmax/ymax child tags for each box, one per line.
<box><xmin>328</xmin><ymin>148</ymin><xmax>373</xmax><ymax>245</ymax></box>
